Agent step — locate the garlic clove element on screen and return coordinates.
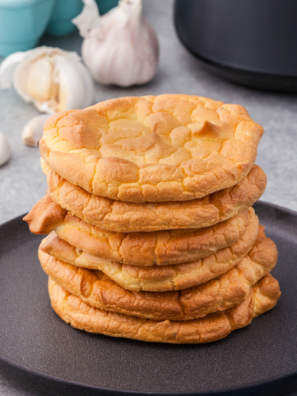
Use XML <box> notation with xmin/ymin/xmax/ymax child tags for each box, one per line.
<box><xmin>54</xmin><ymin>55</ymin><xmax>95</xmax><ymax>112</ymax></box>
<box><xmin>26</xmin><ymin>56</ymin><xmax>56</xmax><ymax>102</ymax></box>
<box><xmin>0</xmin><ymin>132</ymin><xmax>11</xmax><ymax>166</ymax></box>
<box><xmin>22</xmin><ymin>114</ymin><xmax>49</xmax><ymax>147</ymax></box>
<box><xmin>1</xmin><ymin>46</ymin><xmax>94</xmax><ymax>114</ymax></box>
<box><xmin>13</xmin><ymin>47</ymin><xmax>70</xmax><ymax>104</ymax></box>
<box><xmin>73</xmin><ymin>0</ymin><xmax>159</xmax><ymax>87</ymax></box>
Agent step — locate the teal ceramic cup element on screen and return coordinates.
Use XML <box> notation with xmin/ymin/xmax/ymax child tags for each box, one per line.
<box><xmin>45</xmin><ymin>0</ymin><xmax>120</xmax><ymax>37</ymax></box>
<box><xmin>45</xmin><ymin>0</ymin><xmax>83</xmax><ymax>37</ymax></box>
<box><xmin>96</xmin><ymin>0</ymin><xmax>119</xmax><ymax>15</ymax></box>
<box><xmin>0</xmin><ymin>0</ymin><xmax>55</xmax><ymax>57</ymax></box>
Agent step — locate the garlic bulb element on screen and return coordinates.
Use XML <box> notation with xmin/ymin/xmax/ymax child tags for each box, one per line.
<box><xmin>0</xmin><ymin>132</ymin><xmax>11</xmax><ymax>166</ymax></box>
<box><xmin>73</xmin><ymin>0</ymin><xmax>159</xmax><ymax>87</ymax></box>
<box><xmin>0</xmin><ymin>47</ymin><xmax>94</xmax><ymax>114</ymax></box>
<box><xmin>22</xmin><ymin>114</ymin><xmax>49</xmax><ymax>147</ymax></box>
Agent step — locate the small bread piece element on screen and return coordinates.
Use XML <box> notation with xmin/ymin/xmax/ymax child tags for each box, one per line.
<box><xmin>40</xmin><ymin>214</ymin><xmax>259</xmax><ymax>292</ymax></box>
<box><xmin>48</xmin><ymin>274</ymin><xmax>280</xmax><ymax>344</ymax></box>
<box><xmin>39</xmin><ymin>229</ymin><xmax>277</xmax><ymax>321</ymax></box>
<box><xmin>43</xmin><ymin>159</ymin><xmax>266</xmax><ymax>232</ymax></box>
<box><xmin>40</xmin><ymin>95</ymin><xmax>264</xmax><ymax>202</ymax></box>
<box><xmin>24</xmin><ymin>196</ymin><xmax>252</xmax><ymax>267</ymax></box>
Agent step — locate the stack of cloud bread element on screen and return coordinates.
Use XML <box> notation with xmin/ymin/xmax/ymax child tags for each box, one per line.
<box><xmin>24</xmin><ymin>94</ymin><xmax>281</xmax><ymax>344</ymax></box>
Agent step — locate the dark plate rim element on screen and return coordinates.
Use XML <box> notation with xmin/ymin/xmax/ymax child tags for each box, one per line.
<box><xmin>1</xmin><ymin>200</ymin><xmax>297</xmax><ymax>396</ymax></box>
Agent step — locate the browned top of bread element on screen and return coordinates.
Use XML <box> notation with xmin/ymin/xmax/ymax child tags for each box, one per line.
<box><xmin>44</xmin><ymin>159</ymin><xmax>266</xmax><ymax>232</ymax></box>
<box><xmin>24</xmin><ymin>195</ymin><xmax>251</xmax><ymax>266</ymax></box>
<box><xmin>39</xmin><ymin>227</ymin><xmax>277</xmax><ymax>321</ymax></box>
<box><xmin>40</xmin><ymin>211</ymin><xmax>259</xmax><ymax>291</ymax></box>
<box><xmin>48</xmin><ymin>274</ymin><xmax>280</xmax><ymax>343</ymax></box>
<box><xmin>40</xmin><ymin>95</ymin><xmax>264</xmax><ymax>202</ymax></box>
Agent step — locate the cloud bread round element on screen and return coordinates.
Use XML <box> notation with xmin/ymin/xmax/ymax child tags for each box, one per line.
<box><xmin>24</xmin><ymin>195</ymin><xmax>251</xmax><ymax>266</ymax></box>
<box><xmin>40</xmin><ymin>211</ymin><xmax>259</xmax><ymax>292</ymax></box>
<box><xmin>43</xmin><ymin>158</ymin><xmax>266</xmax><ymax>232</ymax></box>
<box><xmin>39</xmin><ymin>94</ymin><xmax>264</xmax><ymax>202</ymax></box>
<box><xmin>48</xmin><ymin>274</ymin><xmax>280</xmax><ymax>344</ymax></box>
<box><xmin>39</xmin><ymin>229</ymin><xmax>277</xmax><ymax>321</ymax></box>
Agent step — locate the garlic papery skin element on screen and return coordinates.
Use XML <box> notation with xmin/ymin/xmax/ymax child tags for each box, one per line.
<box><xmin>0</xmin><ymin>52</ymin><xmax>27</xmax><ymax>90</ymax></box>
<box><xmin>22</xmin><ymin>114</ymin><xmax>49</xmax><ymax>147</ymax></box>
<box><xmin>0</xmin><ymin>47</ymin><xmax>94</xmax><ymax>114</ymax></box>
<box><xmin>0</xmin><ymin>132</ymin><xmax>11</xmax><ymax>166</ymax></box>
<box><xmin>73</xmin><ymin>0</ymin><xmax>159</xmax><ymax>87</ymax></box>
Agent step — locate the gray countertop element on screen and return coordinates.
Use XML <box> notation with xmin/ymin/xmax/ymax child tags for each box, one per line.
<box><xmin>0</xmin><ymin>0</ymin><xmax>297</xmax><ymax>395</ymax></box>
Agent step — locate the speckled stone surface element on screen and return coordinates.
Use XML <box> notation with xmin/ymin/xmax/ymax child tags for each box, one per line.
<box><xmin>0</xmin><ymin>1</ymin><xmax>297</xmax><ymax>395</ymax></box>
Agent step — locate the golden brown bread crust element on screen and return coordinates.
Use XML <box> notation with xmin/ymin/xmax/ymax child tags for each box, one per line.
<box><xmin>23</xmin><ymin>194</ymin><xmax>66</xmax><ymax>235</ymax></box>
<box><xmin>25</xmin><ymin>195</ymin><xmax>252</xmax><ymax>266</ymax></box>
<box><xmin>23</xmin><ymin>194</ymin><xmax>65</xmax><ymax>235</ymax></box>
<box><xmin>39</xmin><ymin>229</ymin><xmax>277</xmax><ymax>321</ymax></box>
<box><xmin>40</xmin><ymin>214</ymin><xmax>259</xmax><ymax>292</ymax></box>
<box><xmin>39</xmin><ymin>95</ymin><xmax>264</xmax><ymax>202</ymax></box>
<box><xmin>48</xmin><ymin>274</ymin><xmax>280</xmax><ymax>344</ymax></box>
<box><xmin>44</xmin><ymin>160</ymin><xmax>266</xmax><ymax>232</ymax></box>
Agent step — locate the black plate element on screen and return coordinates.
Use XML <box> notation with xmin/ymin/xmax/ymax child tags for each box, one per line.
<box><xmin>0</xmin><ymin>201</ymin><xmax>297</xmax><ymax>396</ymax></box>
